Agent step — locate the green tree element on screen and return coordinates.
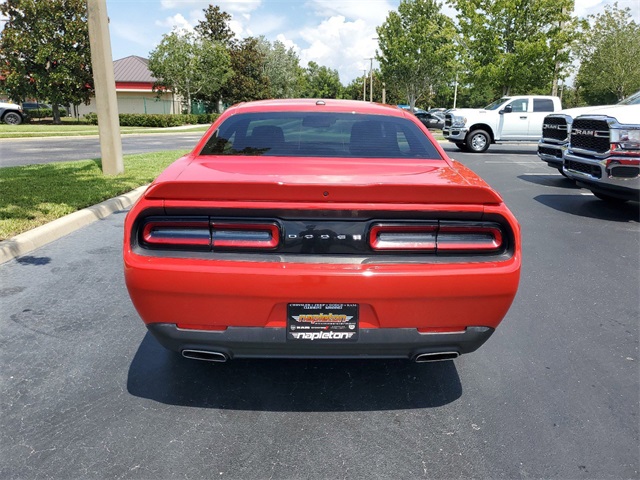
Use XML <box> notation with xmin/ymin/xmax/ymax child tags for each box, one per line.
<box><xmin>195</xmin><ymin>5</ymin><xmax>235</xmax><ymax>46</ymax></box>
<box><xmin>0</xmin><ymin>0</ymin><xmax>93</xmax><ymax>123</ymax></box>
<box><xmin>575</xmin><ymin>4</ymin><xmax>640</xmax><ymax>104</ymax></box>
<box><xmin>148</xmin><ymin>31</ymin><xmax>232</xmax><ymax>113</ymax></box>
<box><xmin>342</xmin><ymin>70</ymin><xmax>398</xmax><ymax>104</ymax></box>
<box><xmin>220</xmin><ymin>37</ymin><xmax>271</xmax><ymax>105</ymax></box>
<box><xmin>448</xmin><ymin>0</ymin><xmax>576</xmax><ymax>103</ymax></box>
<box><xmin>258</xmin><ymin>38</ymin><xmax>304</xmax><ymax>99</ymax></box>
<box><xmin>301</xmin><ymin>61</ymin><xmax>343</xmax><ymax>99</ymax></box>
<box><xmin>376</xmin><ymin>0</ymin><xmax>458</xmax><ymax>111</ymax></box>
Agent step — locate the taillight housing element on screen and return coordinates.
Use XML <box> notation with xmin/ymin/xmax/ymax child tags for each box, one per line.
<box><xmin>141</xmin><ymin>218</ymin><xmax>211</xmax><ymax>249</ymax></box>
<box><xmin>369</xmin><ymin>223</ymin><xmax>437</xmax><ymax>251</ymax></box>
<box><xmin>369</xmin><ymin>222</ymin><xmax>505</xmax><ymax>254</ymax></box>
<box><xmin>139</xmin><ymin>217</ymin><xmax>280</xmax><ymax>251</ymax></box>
<box><xmin>211</xmin><ymin>222</ymin><xmax>280</xmax><ymax>250</ymax></box>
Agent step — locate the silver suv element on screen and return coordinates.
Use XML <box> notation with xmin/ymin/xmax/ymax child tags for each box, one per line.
<box><xmin>0</xmin><ymin>101</ymin><xmax>25</xmax><ymax>125</ymax></box>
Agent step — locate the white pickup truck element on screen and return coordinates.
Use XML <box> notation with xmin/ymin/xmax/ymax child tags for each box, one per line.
<box><xmin>563</xmin><ymin>105</ymin><xmax>640</xmax><ymax>203</ymax></box>
<box><xmin>538</xmin><ymin>91</ymin><xmax>640</xmax><ymax>175</ymax></box>
<box><xmin>443</xmin><ymin>95</ymin><xmax>562</xmax><ymax>152</ymax></box>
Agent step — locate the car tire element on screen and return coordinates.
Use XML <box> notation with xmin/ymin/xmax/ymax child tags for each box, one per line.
<box><xmin>593</xmin><ymin>191</ymin><xmax>628</xmax><ymax>204</ymax></box>
<box><xmin>466</xmin><ymin>129</ymin><xmax>490</xmax><ymax>153</ymax></box>
<box><xmin>455</xmin><ymin>142</ymin><xmax>469</xmax><ymax>151</ymax></box>
<box><xmin>3</xmin><ymin>111</ymin><xmax>23</xmax><ymax>125</ymax></box>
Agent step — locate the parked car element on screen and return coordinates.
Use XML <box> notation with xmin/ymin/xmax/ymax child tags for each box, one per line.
<box><xmin>0</xmin><ymin>101</ymin><xmax>25</xmax><ymax>125</ymax></box>
<box><xmin>124</xmin><ymin>99</ymin><xmax>521</xmax><ymax>363</ymax></box>
<box><xmin>22</xmin><ymin>102</ymin><xmax>68</xmax><ymax>118</ymax></box>
<box><xmin>415</xmin><ymin>110</ymin><xmax>446</xmax><ymax>130</ymax></box>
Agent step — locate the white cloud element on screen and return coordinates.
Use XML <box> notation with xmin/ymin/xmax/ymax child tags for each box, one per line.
<box><xmin>295</xmin><ymin>15</ymin><xmax>379</xmax><ymax>83</ymax></box>
<box><xmin>216</xmin><ymin>0</ymin><xmax>262</xmax><ymax>14</ymax></box>
<box><xmin>574</xmin><ymin>0</ymin><xmax>640</xmax><ymax>19</ymax></box>
<box><xmin>160</xmin><ymin>0</ymin><xmax>209</xmax><ymax>10</ymax></box>
<box><xmin>155</xmin><ymin>13</ymin><xmax>196</xmax><ymax>33</ymax></box>
<box><xmin>305</xmin><ymin>0</ymin><xmax>395</xmax><ymax>24</ymax></box>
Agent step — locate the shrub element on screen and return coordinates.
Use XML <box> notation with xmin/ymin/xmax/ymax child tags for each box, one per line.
<box><xmin>82</xmin><ymin>112</ymin><xmax>218</xmax><ymax>127</ymax></box>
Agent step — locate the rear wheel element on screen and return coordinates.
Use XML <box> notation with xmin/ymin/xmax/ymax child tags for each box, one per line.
<box><xmin>466</xmin><ymin>129</ymin><xmax>490</xmax><ymax>153</ymax></box>
<box><xmin>3</xmin><ymin>111</ymin><xmax>22</xmax><ymax>125</ymax></box>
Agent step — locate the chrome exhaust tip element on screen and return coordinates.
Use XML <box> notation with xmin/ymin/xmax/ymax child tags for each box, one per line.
<box><xmin>414</xmin><ymin>351</ymin><xmax>459</xmax><ymax>363</ymax></box>
<box><xmin>181</xmin><ymin>349</ymin><xmax>228</xmax><ymax>362</ymax></box>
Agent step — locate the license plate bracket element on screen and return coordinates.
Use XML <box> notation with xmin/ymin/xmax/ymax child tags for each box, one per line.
<box><xmin>287</xmin><ymin>303</ymin><xmax>359</xmax><ymax>342</ymax></box>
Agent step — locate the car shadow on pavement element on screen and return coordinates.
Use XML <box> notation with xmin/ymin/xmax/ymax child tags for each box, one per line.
<box><xmin>534</xmin><ymin>194</ymin><xmax>639</xmax><ymax>222</ymax></box>
<box><xmin>517</xmin><ymin>174</ymin><xmax>582</xmax><ymax>189</ymax></box>
<box><xmin>127</xmin><ymin>333</ymin><xmax>462</xmax><ymax>411</ymax></box>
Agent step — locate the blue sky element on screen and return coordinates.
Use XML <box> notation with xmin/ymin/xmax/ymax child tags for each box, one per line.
<box><xmin>102</xmin><ymin>0</ymin><xmax>639</xmax><ymax>84</ymax></box>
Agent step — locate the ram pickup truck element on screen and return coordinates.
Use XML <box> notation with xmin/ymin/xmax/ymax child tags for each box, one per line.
<box><xmin>538</xmin><ymin>91</ymin><xmax>640</xmax><ymax>175</ymax></box>
<box><xmin>443</xmin><ymin>95</ymin><xmax>562</xmax><ymax>152</ymax></box>
<box><xmin>563</xmin><ymin>105</ymin><xmax>640</xmax><ymax>203</ymax></box>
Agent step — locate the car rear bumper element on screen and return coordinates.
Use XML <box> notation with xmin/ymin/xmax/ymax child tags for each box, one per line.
<box><xmin>147</xmin><ymin>323</ymin><xmax>495</xmax><ymax>360</ymax></box>
<box><xmin>125</xmin><ymin>255</ymin><xmax>520</xmax><ymax>332</ymax></box>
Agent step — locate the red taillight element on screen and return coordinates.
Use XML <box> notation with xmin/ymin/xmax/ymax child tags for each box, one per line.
<box><xmin>142</xmin><ymin>220</ymin><xmax>211</xmax><ymax>248</ymax></box>
<box><xmin>369</xmin><ymin>222</ymin><xmax>504</xmax><ymax>254</ymax></box>
<box><xmin>437</xmin><ymin>224</ymin><xmax>503</xmax><ymax>253</ymax></box>
<box><xmin>211</xmin><ymin>222</ymin><xmax>280</xmax><ymax>250</ymax></box>
<box><xmin>369</xmin><ymin>224</ymin><xmax>437</xmax><ymax>251</ymax></box>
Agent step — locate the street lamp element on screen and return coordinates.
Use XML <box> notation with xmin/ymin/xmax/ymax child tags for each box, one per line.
<box><xmin>363</xmin><ymin>69</ymin><xmax>367</xmax><ymax>101</ymax></box>
<box><xmin>365</xmin><ymin>57</ymin><xmax>374</xmax><ymax>102</ymax></box>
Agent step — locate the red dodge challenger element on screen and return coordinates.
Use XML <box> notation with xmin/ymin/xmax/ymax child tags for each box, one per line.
<box><xmin>124</xmin><ymin>99</ymin><xmax>521</xmax><ymax>363</ymax></box>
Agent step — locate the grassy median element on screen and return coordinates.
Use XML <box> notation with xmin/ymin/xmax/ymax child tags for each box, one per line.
<box><xmin>0</xmin><ymin>150</ymin><xmax>189</xmax><ymax>240</ymax></box>
<box><xmin>0</xmin><ymin>123</ymin><xmax>209</xmax><ymax>138</ymax></box>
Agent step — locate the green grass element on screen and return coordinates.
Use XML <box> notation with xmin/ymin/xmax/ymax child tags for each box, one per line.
<box><xmin>0</xmin><ymin>150</ymin><xmax>189</xmax><ymax>240</ymax></box>
<box><xmin>0</xmin><ymin>123</ymin><xmax>209</xmax><ymax>138</ymax></box>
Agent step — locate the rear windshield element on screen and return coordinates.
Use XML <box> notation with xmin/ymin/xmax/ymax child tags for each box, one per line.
<box><xmin>200</xmin><ymin>112</ymin><xmax>442</xmax><ymax>159</ymax></box>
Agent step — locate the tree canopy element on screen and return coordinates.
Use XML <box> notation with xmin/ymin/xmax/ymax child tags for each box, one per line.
<box><xmin>0</xmin><ymin>0</ymin><xmax>94</xmax><ymax>123</ymax></box>
<box><xmin>447</xmin><ymin>0</ymin><xmax>576</xmax><ymax>104</ymax></box>
<box><xmin>195</xmin><ymin>5</ymin><xmax>235</xmax><ymax>47</ymax></box>
<box><xmin>300</xmin><ymin>61</ymin><xmax>343</xmax><ymax>99</ymax></box>
<box><xmin>575</xmin><ymin>4</ymin><xmax>640</xmax><ymax>104</ymax></box>
<box><xmin>376</xmin><ymin>0</ymin><xmax>458</xmax><ymax>111</ymax></box>
<box><xmin>148</xmin><ymin>31</ymin><xmax>232</xmax><ymax>113</ymax></box>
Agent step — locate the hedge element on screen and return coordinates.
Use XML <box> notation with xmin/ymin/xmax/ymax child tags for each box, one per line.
<box><xmin>83</xmin><ymin>113</ymin><xmax>219</xmax><ymax>127</ymax></box>
<box><xmin>25</xmin><ymin>107</ymin><xmax>69</xmax><ymax>120</ymax></box>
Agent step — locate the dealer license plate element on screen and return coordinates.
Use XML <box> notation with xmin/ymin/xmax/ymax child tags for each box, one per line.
<box><xmin>287</xmin><ymin>303</ymin><xmax>359</xmax><ymax>342</ymax></box>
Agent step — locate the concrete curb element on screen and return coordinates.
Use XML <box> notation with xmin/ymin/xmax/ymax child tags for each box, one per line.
<box><xmin>0</xmin><ymin>185</ymin><xmax>149</xmax><ymax>265</ymax></box>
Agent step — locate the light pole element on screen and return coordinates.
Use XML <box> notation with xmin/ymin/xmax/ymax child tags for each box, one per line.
<box><xmin>365</xmin><ymin>58</ymin><xmax>374</xmax><ymax>102</ymax></box>
<box><xmin>363</xmin><ymin>69</ymin><xmax>367</xmax><ymax>101</ymax></box>
<box><xmin>453</xmin><ymin>71</ymin><xmax>458</xmax><ymax>109</ymax></box>
<box><xmin>369</xmin><ymin>57</ymin><xmax>374</xmax><ymax>102</ymax></box>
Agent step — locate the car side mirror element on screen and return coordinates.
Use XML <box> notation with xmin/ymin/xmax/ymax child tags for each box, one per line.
<box><xmin>499</xmin><ymin>105</ymin><xmax>513</xmax><ymax>114</ymax></box>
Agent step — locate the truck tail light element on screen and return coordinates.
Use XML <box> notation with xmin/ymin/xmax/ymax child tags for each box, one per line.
<box><xmin>142</xmin><ymin>220</ymin><xmax>211</xmax><ymax>248</ymax></box>
<box><xmin>369</xmin><ymin>222</ymin><xmax>504</xmax><ymax>254</ymax></box>
<box><xmin>211</xmin><ymin>222</ymin><xmax>280</xmax><ymax>250</ymax></box>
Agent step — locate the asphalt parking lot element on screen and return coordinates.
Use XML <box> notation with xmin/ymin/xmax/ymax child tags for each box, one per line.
<box><xmin>1</xmin><ymin>143</ymin><xmax>638</xmax><ymax>479</ymax></box>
